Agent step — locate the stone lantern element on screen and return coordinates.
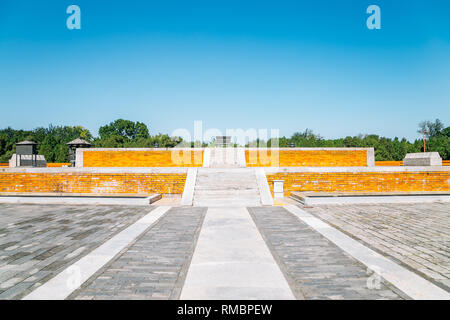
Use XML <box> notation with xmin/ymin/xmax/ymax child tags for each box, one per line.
<box><xmin>67</xmin><ymin>138</ymin><xmax>92</xmax><ymax>167</ymax></box>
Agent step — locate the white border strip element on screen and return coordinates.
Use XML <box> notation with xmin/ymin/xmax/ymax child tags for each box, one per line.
<box><xmin>0</xmin><ymin>196</ymin><xmax>157</xmax><ymax>206</ymax></box>
<box><xmin>23</xmin><ymin>206</ymin><xmax>171</xmax><ymax>300</ymax></box>
<box><xmin>75</xmin><ymin>148</ymin><xmax>83</xmax><ymax>167</ymax></box>
<box><xmin>284</xmin><ymin>205</ymin><xmax>450</xmax><ymax>300</ymax></box>
<box><xmin>181</xmin><ymin>168</ymin><xmax>197</xmax><ymax>206</ymax></box>
<box><xmin>237</xmin><ymin>148</ymin><xmax>246</xmax><ymax>167</ymax></box>
<box><xmin>366</xmin><ymin>148</ymin><xmax>375</xmax><ymax>166</ymax></box>
<box><xmin>301</xmin><ymin>195</ymin><xmax>450</xmax><ymax>206</ymax></box>
<box><xmin>2</xmin><ymin>167</ymin><xmax>190</xmax><ymax>173</ymax></box>
<box><xmin>202</xmin><ymin>149</ymin><xmax>211</xmax><ymax>168</ymax></box>
<box><xmin>255</xmin><ymin>168</ymin><xmax>273</xmax><ymax>206</ymax></box>
<box><xmin>264</xmin><ymin>166</ymin><xmax>449</xmax><ymax>173</ymax></box>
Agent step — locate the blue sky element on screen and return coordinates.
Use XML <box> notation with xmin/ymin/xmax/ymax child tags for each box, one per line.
<box><xmin>0</xmin><ymin>0</ymin><xmax>449</xmax><ymax>141</ymax></box>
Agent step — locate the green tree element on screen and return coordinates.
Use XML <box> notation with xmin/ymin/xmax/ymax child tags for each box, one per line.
<box><xmin>98</xmin><ymin>119</ymin><xmax>149</xmax><ymax>142</ymax></box>
<box><xmin>0</xmin><ymin>125</ymin><xmax>93</xmax><ymax>163</ymax></box>
<box><xmin>442</xmin><ymin>127</ymin><xmax>450</xmax><ymax>138</ymax></box>
<box><xmin>1</xmin><ymin>120</ymin><xmax>448</xmax><ymax>162</ymax></box>
<box><xmin>418</xmin><ymin>119</ymin><xmax>444</xmax><ymax>138</ymax></box>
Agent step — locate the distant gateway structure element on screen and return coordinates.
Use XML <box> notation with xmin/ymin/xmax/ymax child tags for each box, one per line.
<box><xmin>215</xmin><ymin>136</ymin><xmax>231</xmax><ymax>147</ymax></box>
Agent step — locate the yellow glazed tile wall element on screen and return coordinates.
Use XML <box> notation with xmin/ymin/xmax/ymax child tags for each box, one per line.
<box><xmin>266</xmin><ymin>171</ymin><xmax>450</xmax><ymax>196</ymax></box>
<box><xmin>47</xmin><ymin>163</ymin><xmax>71</xmax><ymax>167</ymax></box>
<box><xmin>245</xmin><ymin>150</ymin><xmax>367</xmax><ymax>167</ymax></box>
<box><xmin>0</xmin><ymin>172</ymin><xmax>187</xmax><ymax>195</ymax></box>
<box><xmin>83</xmin><ymin>150</ymin><xmax>204</xmax><ymax>167</ymax></box>
<box><xmin>375</xmin><ymin>161</ymin><xmax>403</xmax><ymax>166</ymax></box>
<box><xmin>376</xmin><ymin>160</ymin><xmax>449</xmax><ymax>166</ymax></box>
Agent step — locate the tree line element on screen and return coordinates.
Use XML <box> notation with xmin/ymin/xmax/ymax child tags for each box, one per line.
<box><xmin>0</xmin><ymin>119</ymin><xmax>182</xmax><ymax>163</ymax></box>
<box><xmin>268</xmin><ymin>119</ymin><xmax>449</xmax><ymax>161</ymax></box>
<box><xmin>0</xmin><ymin>118</ymin><xmax>448</xmax><ymax>163</ymax></box>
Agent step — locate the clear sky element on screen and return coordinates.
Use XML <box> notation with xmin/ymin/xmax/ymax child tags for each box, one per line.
<box><xmin>0</xmin><ymin>0</ymin><xmax>449</xmax><ymax>141</ymax></box>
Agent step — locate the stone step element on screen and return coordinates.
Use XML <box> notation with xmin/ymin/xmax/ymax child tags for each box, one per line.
<box><xmin>193</xmin><ymin>168</ymin><xmax>261</xmax><ymax>207</ymax></box>
<box><xmin>194</xmin><ymin>189</ymin><xmax>259</xmax><ymax>195</ymax></box>
<box><xmin>209</xmin><ymin>148</ymin><xmax>241</xmax><ymax>168</ymax></box>
<box><xmin>195</xmin><ymin>182</ymin><xmax>258</xmax><ymax>188</ymax></box>
<box><xmin>193</xmin><ymin>194</ymin><xmax>260</xmax><ymax>200</ymax></box>
<box><xmin>193</xmin><ymin>198</ymin><xmax>261</xmax><ymax>207</ymax></box>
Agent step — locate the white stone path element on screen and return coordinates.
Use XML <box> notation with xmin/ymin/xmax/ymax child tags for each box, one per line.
<box><xmin>180</xmin><ymin>206</ymin><xmax>295</xmax><ymax>299</ymax></box>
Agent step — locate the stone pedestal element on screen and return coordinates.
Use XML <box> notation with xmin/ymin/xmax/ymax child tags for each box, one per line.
<box><xmin>9</xmin><ymin>154</ymin><xmax>47</xmax><ymax>167</ymax></box>
<box><xmin>403</xmin><ymin>152</ymin><xmax>442</xmax><ymax>166</ymax></box>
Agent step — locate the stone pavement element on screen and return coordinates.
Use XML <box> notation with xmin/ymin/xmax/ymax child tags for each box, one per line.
<box><xmin>181</xmin><ymin>207</ymin><xmax>294</xmax><ymax>299</ymax></box>
<box><xmin>304</xmin><ymin>203</ymin><xmax>450</xmax><ymax>291</ymax></box>
<box><xmin>1</xmin><ymin>202</ymin><xmax>449</xmax><ymax>300</ymax></box>
<box><xmin>70</xmin><ymin>207</ymin><xmax>206</xmax><ymax>300</ymax></box>
<box><xmin>249</xmin><ymin>206</ymin><xmax>402</xmax><ymax>299</ymax></box>
<box><xmin>0</xmin><ymin>204</ymin><xmax>151</xmax><ymax>299</ymax></box>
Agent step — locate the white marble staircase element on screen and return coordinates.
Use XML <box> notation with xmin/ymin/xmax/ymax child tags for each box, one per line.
<box><xmin>207</xmin><ymin>148</ymin><xmax>245</xmax><ymax>168</ymax></box>
<box><xmin>193</xmin><ymin>168</ymin><xmax>261</xmax><ymax>207</ymax></box>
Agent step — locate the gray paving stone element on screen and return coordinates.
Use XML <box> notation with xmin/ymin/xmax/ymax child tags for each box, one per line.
<box><xmin>70</xmin><ymin>207</ymin><xmax>206</xmax><ymax>300</ymax></box>
<box><xmin>0</xmin><ymin>281</ymin><xmax>34</xmax><ymax>299</ymax></box>
<box><xmin>304</xmin><ymin>203</ymin><xmax>450</xmax><ymax>291</ymax></box>
<box><xmin>0</xmin><ymin>204</ymin><xmax>152</xmax><ymax>299</ymax></box>
<box><xmin>249</xmin><ymin>206</ymin><xmax>403</xmax><ymax>300</ymax></box>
